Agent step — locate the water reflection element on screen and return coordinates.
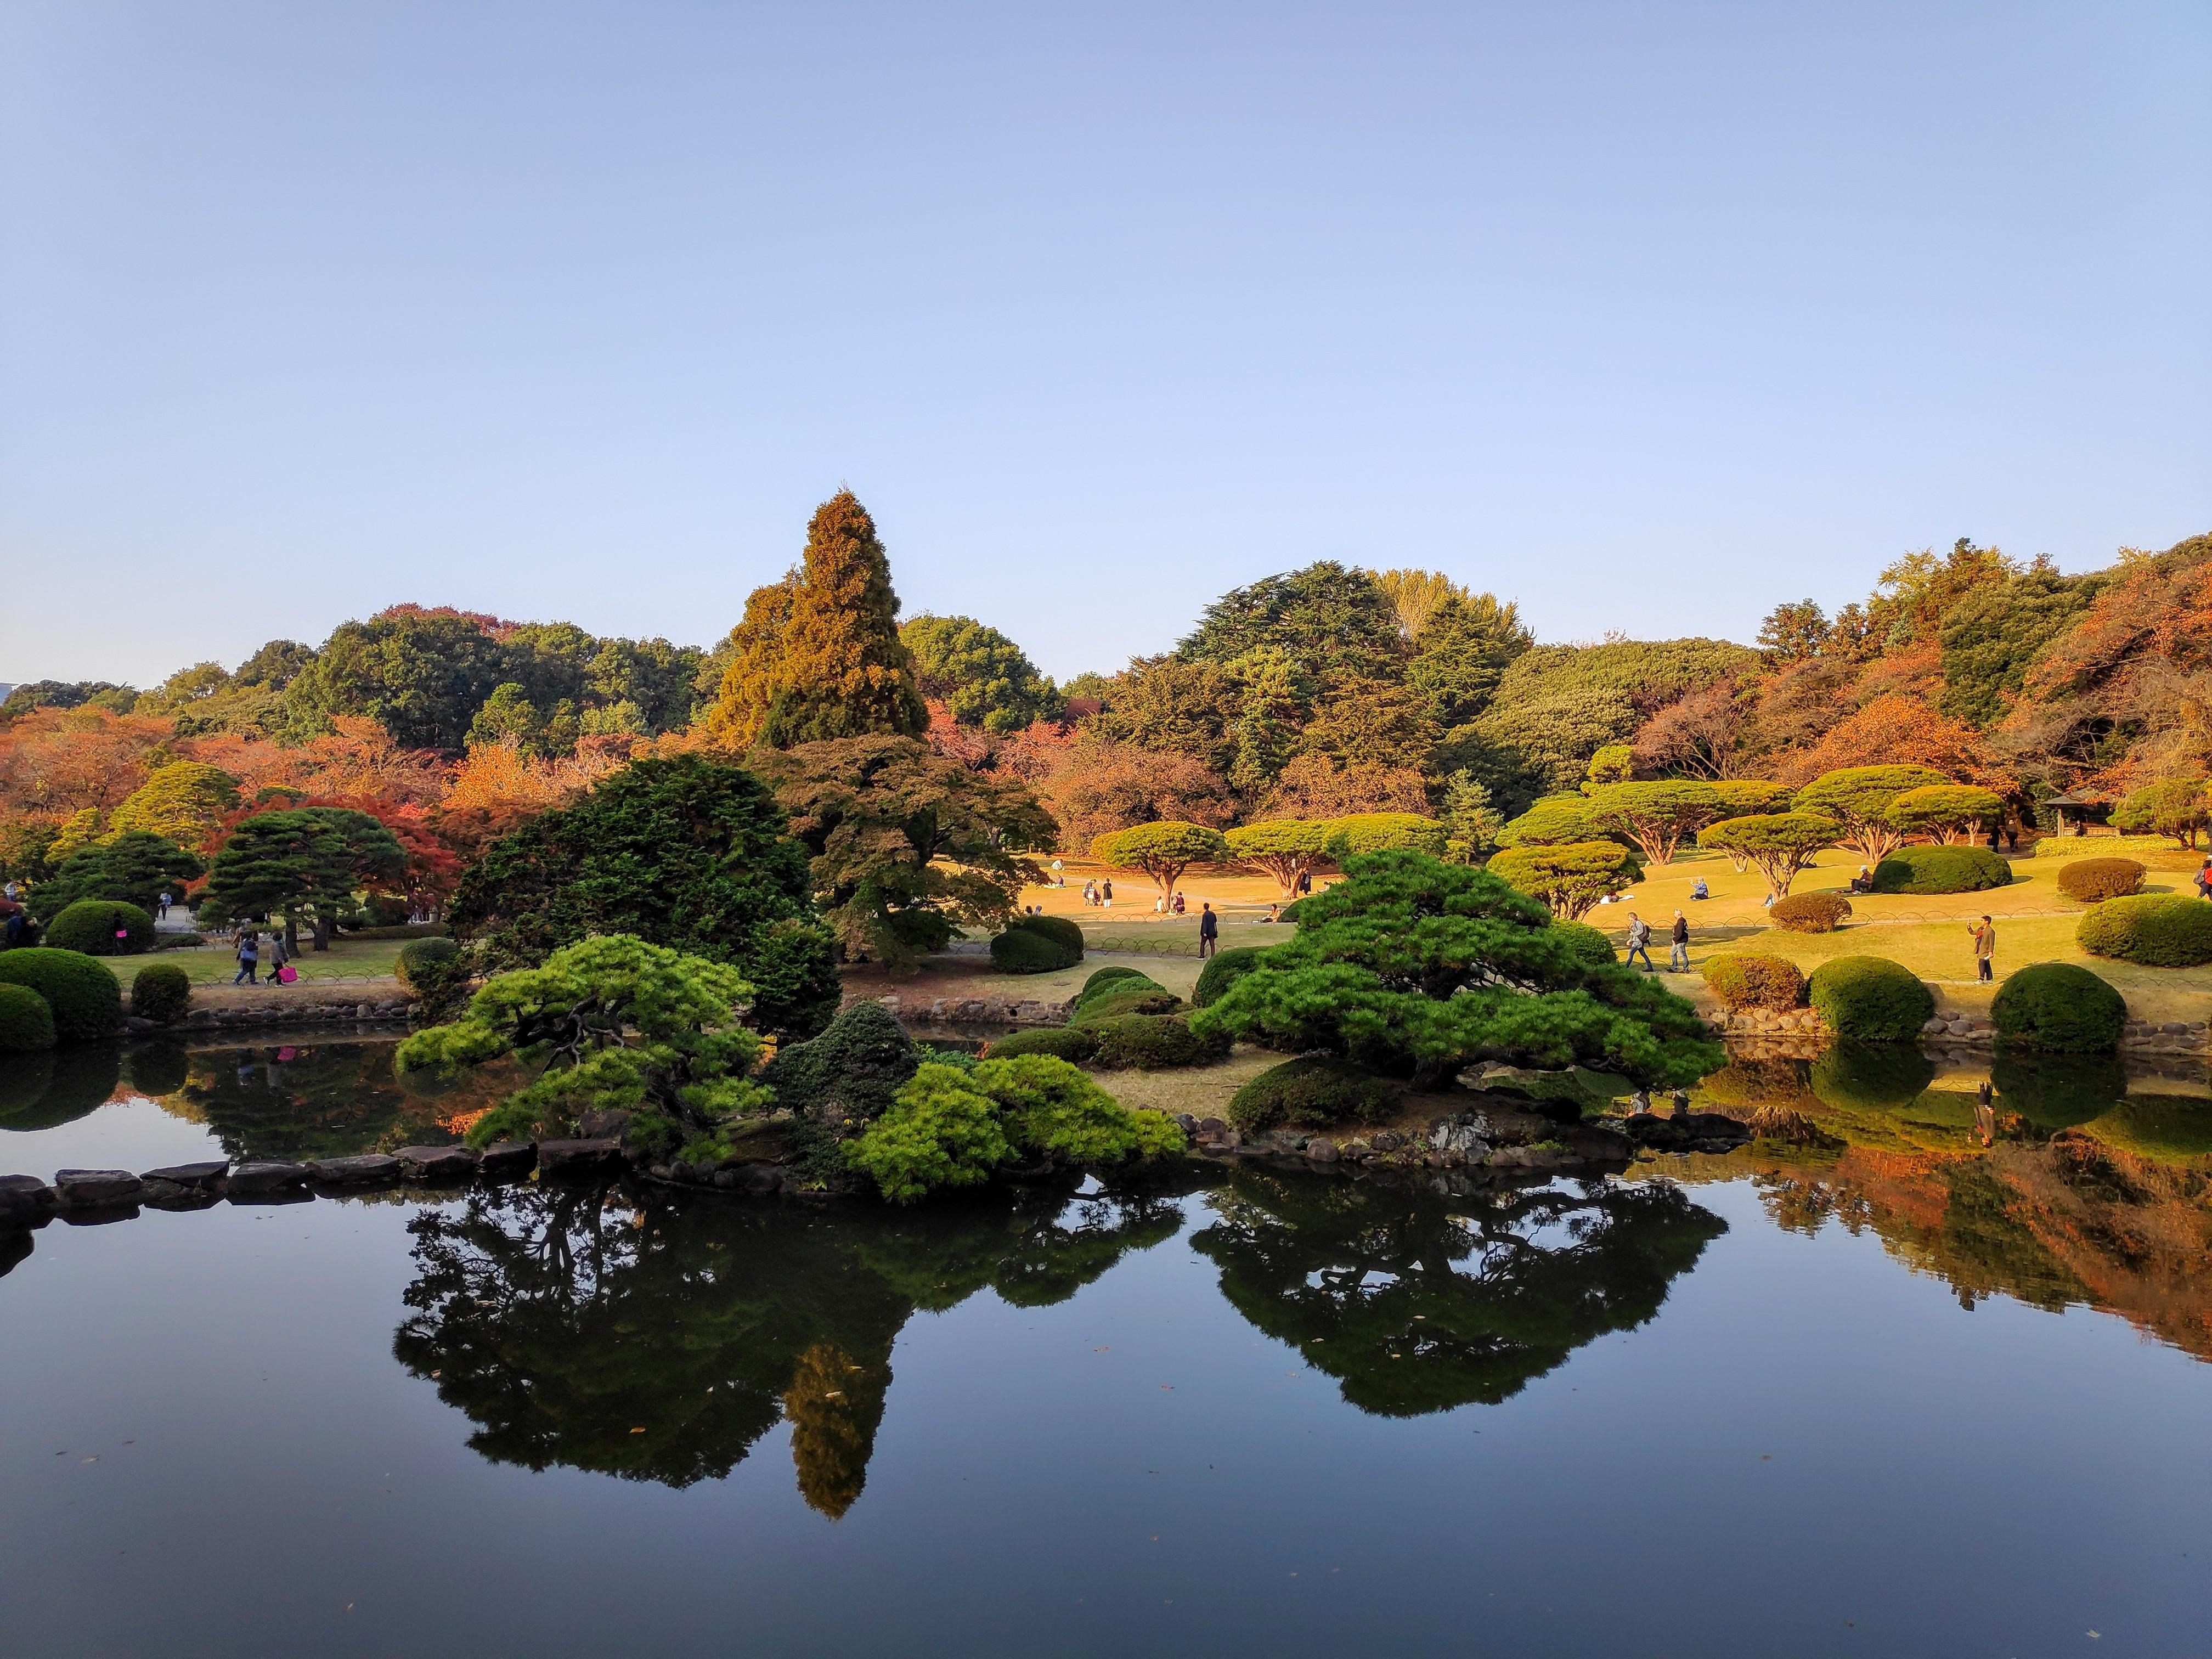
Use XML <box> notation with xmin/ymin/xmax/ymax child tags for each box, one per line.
<box><xmin>160</xmin><ymin>1041</ymin><xmax>520</xmax><ymax>1163</ymax></box>
<box><xmin>0</xmin><ymin>1041</ymin><xmax>122</xmax><ymax>1130</ymax></box>
<box><xmin>393</xmin><ymin>1180</ymin><xmax>1191</xmax><ymax>1514</ymax></box>
<box><xmin>1190</xmin><ymin>1170</ymin><xmax>1726</xmax><ymax>1415</ymax></box>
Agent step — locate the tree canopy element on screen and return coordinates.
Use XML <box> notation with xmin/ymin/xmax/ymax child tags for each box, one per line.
<box><xmin>106</xmin><ymin>761</ymin><xmax>239</xmax><ymax>848</ymax></box>
<box><xmin>199</xmin><ymin>806</ymin><xmax>408</xmax><ymax>944</ymax></box>
<box><xmin>445</xmin><ymin>753</ymin><xmax>838</xmax><ymax>1037</ymax></box>
<box><xmin>1192</xmin><ymin>850</ymin><xmax>1719</xmax><ymax>1088</ymax></box>
<box><xmin>901</xmin><ymin>614</ymin><xmax>1059</xmax><ymax>733</ymax></box>
<box><xmin>1697</xmin><ymin>812</ymin><xmax>1840</xmax><ymax>897</ymax></box>
<box><xmin>1885</xmin><ymin>784</ymin><xmax>2005</xmax><ymax>844</ymax></box>
<box><xmin>1792</xmin><ymin>765</ymin><xmax>1952</xmax><ymax>864</ymax></box>
<box><xmin>1089</xmin><ymin>821</ymin><xmax>1231</xmax><ymax>897</ymax></box>
<box><xmin>32</xmin><ymin>830</ymin><xmax>203</xmax><ymax>918</ymax></box>
<box><xmin>1485</xmin><ymin>840</ymin><xmax>1643</xmax><ymax>921</ymax></box>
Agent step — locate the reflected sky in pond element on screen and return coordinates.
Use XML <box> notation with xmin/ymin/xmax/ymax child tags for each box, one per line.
<box><xmin>1</xmin><ymin>1039</ymin><xmax>2210</xmax><ymax>1654</ymax></box>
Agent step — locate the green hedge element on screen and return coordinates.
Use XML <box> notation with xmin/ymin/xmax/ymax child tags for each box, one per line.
<box><xmin>1550</xmin><ymin>921</ymin><xmax>1620</xmax><ymax>969</ymax></box>
<box><xmin>990</xmin><ymin>915</ymin><xmax>1084</xmax><ymax>974</ymax></box>
<box><xmin>761</xmin><ymin>1000</ymin><xmax>918</xmax><ymax>1124</ymax></box>
<box><xmin>1807</xmin><ymin>956</ymin><xmax>1934</xmax><ymax>1041</ymax></box>
<box><xmin>1702</xmin><ymin>953</ymin><xmax>1807</xmax><ymax>1011</ymax></box>
<box><xmin>1192</xmin><ymin>945</ymin><xmax>1269</xmax><ymax>1007</ymax></box>
<box><xmin>396</xmin><ymin>936</ymin><xmax>461</xmax><ymax>989</ymax></box>
<box><xmin>1870</xmin><ymin>845</ymin><xmax>2012</xmax><ymax>895</ymax></box>
<box><xmin>0</xmin><ymin>948</ymin><xmax>123</xmax><ymax>1041</ymax></box>
<box><xmin>1769</xmin><ymin>892</ymin><xmax>1853</xmax><ymax>933</ymax></box>
<box><xmin>1990</xmin><ymin>962</ymin><xmax>2125</xmax><ymax>1053</ymax></box>
<box><xmin>2054</xmin><ymin>858</ymin><xmax>2146</xmax><ymax>904</ymax></box>
<box><xmin>1075</xmin><ymin>965</ymin><xmax>1146</xmax><ymax>1002</ymax></box>
<box><xmin>1228</xmin><ymin>1057</ymin><xmax>1401</xmax><ymax>1133</ymax></box>
<box><xmin>1084</xmin><ymin>1014</ymin><xmax>1227</xmax><ymax>1070</ymax></box>
<box><xmin>0</xmin><ymin>983</ymin><xmax>56</xmax><ymax>1051</ymax></box>
<box><xmin>984</xmin><ymin>1025</ymin><xmax>1102</xmax><ymax>1063</ymax></box>
<box><xmin>43</xmin><ymin>900</ymin><xmax>155</xmax><ymax>956</ymax></box>
<box><xmin>129</xmin><ymin>962</ymin><xmax>191</xmax><ymax>1025</ymax></box>
<box><xmin>1071</xmin><ymin>979</ymin><xmax>1183</xmax><ymax>1024</ymax></box>
<box><xmin>2076</xmin><ymin>895</ymin><xmax>2212</xmax><ymax>967</ymax></box>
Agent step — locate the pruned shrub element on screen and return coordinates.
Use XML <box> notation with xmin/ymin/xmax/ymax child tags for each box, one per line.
<box><xmin>1549</xmin><ymin>921</ymin><xmax>1619</xmax><ymax>969</ymax></box>
<box><xmin>974</xmin><ymin>1053</ymin><xmax>1186</xmax><ymax>1164</ymax></box>
<box><xmin>2055</xmin><ymin>858</ymin><xmax>2147</xmax><ymax>904</ymax></box>
<box><xmin>0</xmin><ymin>947</ymin><xmax>123</xmax><ymax>1041</ymax></box>
<box><xmin>396</xmin><ymin>935</ymin><xmax>461</xmax><ymax>989</ymax></box>
<box><xmin>1702</xmin><ymin>953</ymin><xmax>1808</xmax><ymax>1011</ymax></box>
<box><xmin>1990</xmin><ymin>962</ymin><xmax>2125</xmax><ymax>1053</ymax></box>
<box><xmin>1071</xmin><ymin>979</ymin><xmax>1183</xmax><ymax>1024</ymax></box>
<box><xmin>1227</xmin><ymin>1057</ymin><xmax>1401</xmax><ymax>1133</ymax></box>
<box><xmin>43</xmin><ymin>900</ymin><xmax>155</xmax><ymax>956</ymax></box>
<box><xmin>1193</xmin><ymin>945</ymin><xmax>1270</xmax><ymax>1007</ymax></box>
<box><xmin>0</xmin><ymin>983</ymin><xmax>56</xmax><ymax>1052</ymax></box>
<box><xmin>990</xmin><ymin>914</ymin><xmax>1084</xmax><ymax>974</ymax></box>
<box><xmin>1085</xmin><ymin>1013</ymin><xmax>1227</xmax><ymax>1071</ymax></box>
<box><xmin>1870</xmin><ymin>845</ymin><xmax>2011</xmax><ymax>895</ymax></box>
<box><xmin>761</xmin><ymin>1000</ymin><xmax>918</xmax><ymax>1124</ymax></box>
<box><xmin>2076</xmin><ymin>895</ymin><xmax>2212</xmax><ymax>967</ymax></box>
<box><xmin>1807</xmin><ymin>956</ymin><xmax>1934</xmax><ymax>1041</ymax></box>
<box><xmin>1076</xmin><ymin>965</ymin><xmax>1146</xmax><ymax>1002</ymax></box>
<box><xmin>983</xmin><ymin>1025</ymin><xmax>1101</xmax><ymax>1063</ymax></box>
<box><xmin>887</xmin><ymin>906</ymin><xmax>958</xmax><ymax>956</ymax></box>
<box><xmin>842</xmin><ymin>1062</ymin><xmax>1012</xmax><ymax>1203</ymax></box>
<box><xmin>129</xmin><ymin>962</ymin><xmax>191</xmax><ymax>1026</ymax></box>
<box><xmin>1769</xmin><ymin>892</ymin><xmax>1853</xmax><ymax>933</ymax></box>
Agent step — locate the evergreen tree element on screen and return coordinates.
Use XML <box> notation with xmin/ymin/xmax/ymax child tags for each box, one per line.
<box><xmin>703</xmin><ymin>493</ymin><xmax>928</xmax><ymax>751</ymax></box>
<box><xmin>900</xmin><ymin>614</ymin><xmax>1059</xmax><ymax>733</ymax></box>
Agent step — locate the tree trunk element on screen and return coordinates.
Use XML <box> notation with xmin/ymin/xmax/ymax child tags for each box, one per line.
<box><xmin>312</xmin><ymin>912</ymin><xmax>331</xmax><ymax>951</ymax></box>
<box><xmin>284</xmin><ymin>913</ymin><xmax>300</xmax><ymax>955</ymax></box>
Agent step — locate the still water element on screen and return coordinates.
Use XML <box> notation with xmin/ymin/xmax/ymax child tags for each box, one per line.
<box><xmin>2</xmin><ymin>1038</ymin><xmax>2208</xmax><ymax>1657</ymax></box>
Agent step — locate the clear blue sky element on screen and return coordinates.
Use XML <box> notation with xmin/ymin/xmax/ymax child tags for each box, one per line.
<box><xmin>4</xmin><ymin>2</ymin><xmax>2207</xmax><ymax>689</ymax></box>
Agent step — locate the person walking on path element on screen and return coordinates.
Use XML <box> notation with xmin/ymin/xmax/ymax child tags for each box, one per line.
<box><xmin>1624</xmin><ymin>912</ymin><xmax>1655</xmax><ymax>973</ymax></box>
<box><xmin>1668</xmin><ymin>910</ymin><xmax>1690</xmax><ymax>972</ymax></box>
<box><xmin>156</xmin><ymin>888</ymin><xmax>171</xmax><ymax>920</ymax></box>
<box><xmin>1101</xmin><ymin>878</ymin><xmax>1113</xmax><ymax>909</ymax></box>
<box><xmin>267</xmin><ymin>928</ymin><xmax>290</xmax><ymax>983</ymax></box>
<box><xmin>233</xmin><ymin>927</ymin><xmax>260</xmax><ymax>986</ymax></box>
<box><xmin>2196</xmin><ymin>857</ymin><xmax>2211</xmax><ymax>900</ymax></box>
<box><xmin>1969</xmin><ymin>915</ymin><xmax>1997</xmax><ymax>982</ymax></box>
<box><xmin>1198</xmin><ymin>902</ymin><xmax>1219</xmax><ymax>958</ymax></box>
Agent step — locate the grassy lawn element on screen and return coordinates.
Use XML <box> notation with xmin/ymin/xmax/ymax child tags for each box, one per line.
<box><xmin>121</xmin><ymin>937</ymin><xmax>411</xmax><ymax>986</ymax></box>
<box><xmin>1036</xmin><ymin>840</ymin><xmax>2212</xmax><ymax>1023</ymax></box>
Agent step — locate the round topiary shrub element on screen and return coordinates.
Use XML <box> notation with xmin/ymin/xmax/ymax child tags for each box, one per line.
<box><xmin>984</xmin><ymin>1025</ymin><xmax>1102</xmax><ymax>1063</ymax></box>
<box><xmin>1990</xmin><ymin>962</ymin><xmax>2125</xmax><ymax>1053</ymax></box>
<box><xmin>887</xmin><ymin>906</ymin><xmax>958</xmax><ymax>955</ymax></box>
<box><xmin>0</xmin><ymin>982</ymin><xmax>57</xmax><ymax>1051</ymax></box>
<box><xmin>396</xmin><ymin>935</ymin><xmax>461</xmax><ymax>989</ymax></box>
<box><xmin>1075</xmin><ymin>964</ymin><xmax>1145</xmax><ymax>1003</ymax></box>
<box><xmin>2076</xmin><ymin>895</ymin><xmax>2212</xmax><ymax>967</ymax></box>
<box><xmin>1769</xmin><ymin>893</ymin><xmax>1853</xmax><ymax>933</ymax></box>
<box><xmin>1807</xmin><ymin>955</ymin><xmax>1934</xmax><ymax>1041</ymax></box>
<box><xmin>43</xmin><ymin>899</ymin><xmax>156</xmax><ymax>956</ymax></box>
<box><xmin>990</xmin><ymin>916</ymin><xmax>1084</xmax><ymax>974</ymax></box>
<box><xmin>1228</xmin><ymin>1057</ymin><xmax>1401</xmax><ymax>1133</ymax></box>
<box><xmin>1808</xmin><ymin>1041</ymin><xmax>1936</xmax><ymax>1111</ymax></box>
<box><xmin>129</xmin><ymin>961</ymin><xmax>191</xmax><ymax>1025</ymax></box>
<box><xmin>1193</xmin><ymin>945</ymin><xmax>1269</xmax><ymax>1007</ymax></box>
<box><xmin>1702</xmin><ymin>953</ymin><xmax>1808</xmax><ymax>1011</ymax></box>
<box><xmin>1870</xmin><ymin>845</ymin><xmax>2012</xmax><ymax>895</ymax></box>
<box><xmin>1071</xmin><ymin>979</ymin><xmax>1183</xmax><ymax>1024</ymax></box>
<box><xmin>2055</xmin><ymin>857</ymin><xmax>2146</xmax><ymax>904</ymax></box>
<box><xmin>0</xmin><ymin>948</ymin><xmax>123</xmax><ymax>1041</ymax></box>
<box><xmin>1549</xmin><ymin>921</ymin><xmax>1619</xmax><ymax>969</ymax></box>
<box><xmin>1084</xmin><ymin>1014</ymin><xmax>1227</xmax><ymax>1071</ymax></box>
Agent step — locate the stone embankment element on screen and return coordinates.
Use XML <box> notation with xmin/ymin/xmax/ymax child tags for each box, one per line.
<box><xmin>1707</xmin><ymin>1005</ymin><xmax>2208</xmax><ymax>1056</ymax></box>
<box><xmin>853</xmin><ymin>991</ymin><xmax>1073</xmax><ymax>1027</ymax></box>
<box><xmin>159</xmin><ymin>994</ymin><xmax>415</xmax><ymax>1032</ymax></box>
<box><xmin>1181</xmin><ymin>1101</ymin><xmax>1748</xmax><ymax>1175</ymax></box>
<box><xmin>1</xmin><ymin>1136</ymin><xmax>628</xmax><ymax>1233</ymax></box>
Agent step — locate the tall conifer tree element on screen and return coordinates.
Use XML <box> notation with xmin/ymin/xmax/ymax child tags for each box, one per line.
<box><xmin>704</xmin><ymin>492</ymin><xmax>928</xmax><ymax>751</ymax></box>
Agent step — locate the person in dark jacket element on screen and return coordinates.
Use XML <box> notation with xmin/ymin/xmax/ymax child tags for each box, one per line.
<box><xmin>1668</xmin><ymin>910</ymin><xmax>1690</xmax><ymax>972</ymax></box>
<box><xmin>1198</xmin><ymin>902</ymin><xmax>1219</xmax><ymax>958</ymax></box>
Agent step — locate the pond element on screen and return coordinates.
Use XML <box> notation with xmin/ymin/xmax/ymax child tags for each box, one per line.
<box><xmin>2</xmin><ymin>1037</ymin><xmax>2208</xmax><ymax>1656</ymax></box>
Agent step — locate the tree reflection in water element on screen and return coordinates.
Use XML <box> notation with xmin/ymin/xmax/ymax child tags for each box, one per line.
<box><xmin>393</xmin><ymin>1178</ymin><xmax>1191</xmax><ymax>1514</ymax></box>
<box><xmin>1190</xmin><ymin>1168</ymin><xmax>1726</xmax><ymax>1415</ymax></box>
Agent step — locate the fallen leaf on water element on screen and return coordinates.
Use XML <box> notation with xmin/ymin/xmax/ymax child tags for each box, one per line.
<box><xmin>82</xmin><ymin>1456</ymin><xmax>99</xmax><ymax>1464</ymax></box>
<box><xmin>630</xmin><ymin>1427</ymin><xmax>646</xmax><ymax>1434</ymax></box>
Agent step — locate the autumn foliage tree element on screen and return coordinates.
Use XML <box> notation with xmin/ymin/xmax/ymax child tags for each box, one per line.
<box><xmin>702</xmin><ymin>493</ymin><xmax>929</xmax><ymax>751</ymax></box>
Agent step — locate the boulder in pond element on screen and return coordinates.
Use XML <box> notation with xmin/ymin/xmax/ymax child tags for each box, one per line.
<box><xmin>477</xmin><ymin>1142</ymin><xmax>537</xmax><ymax>1181</ymax></box>
<box><xmin>537</xmin><ymin>1138</ymin><xmax>624</xmax><ymax>1180</ymax></box>
<box><xmin>395</xmin><ymin>1146</ymin><xmax>479</xmax><ymax>1183</ymax></box>
<box><xmin>142</xmin><ymin>1161</ymin><xmax>230</xmax><ymax>1194</ymax></box>
<box><xmin>54</xmin><ymin>1169</ymin><xmax>143</xmax><ymax>1207</ymax></box>
<box><xmin>227</xmin><ymin>1161</ymin><xmax>312</xmax><ymax>1198</ymax></box>
<box><xmin>0</xmin><ymin>1174</ymin><xmax>56</xmax><ymax>1228</ymax></box>
<box><xmin>305</xmin><ymin>1154</ymin><xmax>403</xmax><ymax>1188</ymax></box>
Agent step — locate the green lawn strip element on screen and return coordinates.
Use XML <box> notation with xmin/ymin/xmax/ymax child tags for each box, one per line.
<box><xmin>95</xmin><ymin>938</ymin><xmax>410</xmax><ymax>987</ymax></box>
